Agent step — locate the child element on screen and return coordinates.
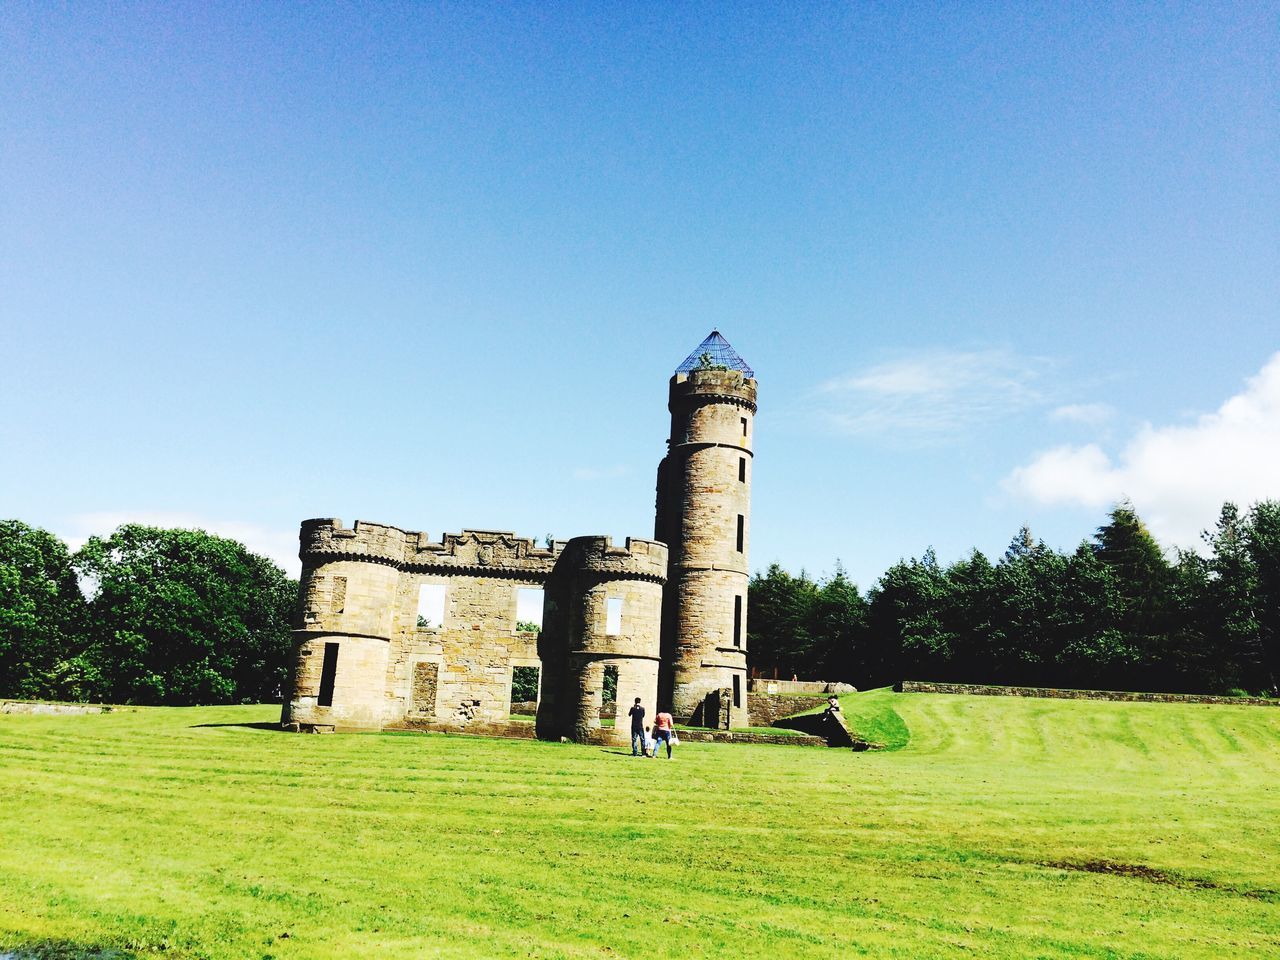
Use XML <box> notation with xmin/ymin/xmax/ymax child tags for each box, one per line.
<box><xmin>642</xmin><ymin>725</ymin><xmax>656</xmax><ymax>757</ymax></box>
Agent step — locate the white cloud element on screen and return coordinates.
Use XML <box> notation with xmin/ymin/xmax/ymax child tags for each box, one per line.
<box><xmin>60</xmin><ymin>512</ymin><xmax>301</xmax><ymax>577</ymax></box>
<box><xmin>1050</xmin><ymin>402</ymin><xmax>1113</xmax><ymax>425</ymax></box>
<box><xmin>812</xmin><ymin>348</ymin><xmax>1045</xmax><ymax>437</ymax></box>
<box><xmin>1005</xmin><ymin>353</ymin><xmax>1280</xmax><ymax>549</ymax></box>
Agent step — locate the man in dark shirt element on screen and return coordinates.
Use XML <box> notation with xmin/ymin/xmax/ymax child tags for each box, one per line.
<box><xmin>628</xmin><ymin>698</ymin><xmax>646</xmax><ymax>756</ymax></box>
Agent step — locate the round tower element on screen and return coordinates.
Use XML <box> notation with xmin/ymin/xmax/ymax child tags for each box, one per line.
<box><xmin>281</xmin><ymin>519</ymin><xmax>405</xmax><ymax>732</ymax></box>
<box><xmin>536</xmin><ymin>535</ymin><xmax>667</xmax><ymax>744</ymax></box>
<box><xmin>655</xmin><ymin>331</ymin><xmax>756</xmax><ymax>727</ymax></box>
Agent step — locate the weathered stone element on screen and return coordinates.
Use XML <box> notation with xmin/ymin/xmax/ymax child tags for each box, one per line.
<box><xmin>655</xmin><ymin>368</ymin><xmax>755</xmax><ymax>727</ymax></box>
<box><xmin>281</xmin><ymin>332</ymin><xmax>762</xmax><ymax>742</ymax></box>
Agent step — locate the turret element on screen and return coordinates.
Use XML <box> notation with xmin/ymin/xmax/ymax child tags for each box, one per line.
<box><xmin>282</xmin><ymin>519</ymin><xmax>406</xmax><ymax>731</ymax></box>
<box><xmin>536</xmin><ymin>536</ymin><xmax>667</xmax><ymax>743</ymax></box>
<box><xmin>655</xmin><ymin>331</ymin><xmax>756</xmax><ymax>727</ymax></box>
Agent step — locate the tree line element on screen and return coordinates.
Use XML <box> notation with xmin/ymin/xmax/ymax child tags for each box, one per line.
<box><xmin>0</xmin><ymin>521</ymin><xmax>297</xmax><ymax>704</ymax></box>
<box><xmin>5</xmin><ymin>501</ymin><xmax>1279</xmax><ymax>705</ymax></box>
<box><xmin>748</xmin><ymin>501</ymin><xmax>1280</xmax><ymax>697</ymax></box>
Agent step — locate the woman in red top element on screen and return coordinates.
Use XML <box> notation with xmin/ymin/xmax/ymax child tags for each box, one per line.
<box><xmin>651</xmin><ymin>710</ymin><xmax>675</xmax><ymax>759</ymax></box>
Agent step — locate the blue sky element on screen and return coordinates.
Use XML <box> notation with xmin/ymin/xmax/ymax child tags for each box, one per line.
<box><xmin>3</xmin><ymin>3</ymin><xmax>1277</xmax><ymax>585</ymax></box>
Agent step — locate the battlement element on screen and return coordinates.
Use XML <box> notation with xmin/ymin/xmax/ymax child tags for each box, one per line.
<box><xmin>670</xmin><ymin>369</ymin><xmax>758</xmax><ymax>410</ymax></box>
<box><xmin>300</xmin><ymin>518</ymin><xmax>409</xmax><ymax>565</ymax></box>
<box><xmin>559</xmin><ymin>535</ymin><xmax>668</xmax><ymax>583</ymax></box>
<box><xmin>300</xmin><ymin>520</ymin><xmax>561</xmax><ymax>577</ymax></box>
<box><xmin>406</xmin><ymin>528</ymin><xmax>561</xmax><ymax>577</ymax></box>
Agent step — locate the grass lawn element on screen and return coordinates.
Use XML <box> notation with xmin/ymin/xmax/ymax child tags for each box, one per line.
<box><xmin>1</xmin><ymin>691</ymin><xmax>1277</xmax><ymax>959</ymax></box>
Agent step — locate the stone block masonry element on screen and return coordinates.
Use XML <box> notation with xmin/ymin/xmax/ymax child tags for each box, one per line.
<box><xmin>281</xmin><ymin>331</ymin><xmax>761</xmax><ymax>742</ymax></box>
<box><xmin>746</xmin><ymin>693</ymin><xmax>828</xmax><ymax>727</ymax></box>
<box><xmin>656</xmin><ymin>364</ymin><xmax>757</xmax><ymax>728</ymax></box>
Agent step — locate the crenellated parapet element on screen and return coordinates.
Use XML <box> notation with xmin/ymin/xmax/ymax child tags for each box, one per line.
<box><xmin>299</xmin><ymin>520</ymin><xmax>561</xmax><ymax>580</ymax></box>
<box><xmin>300</xmin><ymin>518</ymin><xmax>409</xmax><ymax>568</ymax></box>
<box><xmin>557</xmin><ymin>535</ymin><xmax>668</xmax><ymax>584</ymax></box>
<box><xmin>405</xmin><ymin>529</ymin><xmax>561</xmax><ymax>580</ymax></box>
<box><xmin>669</xmin><ymin>369</ymin><xmax>758</xmax><ymax>413</ymax></box>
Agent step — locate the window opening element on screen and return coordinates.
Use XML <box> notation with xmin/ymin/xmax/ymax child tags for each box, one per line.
<box><xmin>738</xmin><ymin>457</ymin><xmax>746</xmax><ymax>483</ymax></box>
<box><xmin>603</xmin><ymin>665</ymin><xmax>619</xmax><ymax>705</ymax></box>
<box><xmin>733</xmin><ymin>595</ymin><xmax>742</xmax><ymax>647</ymax></box>
<box><xmin>511</xmin><ymin>665</ymin><xmax>540</xmax><ymax>715</ymax></box>
<box><xmin>736</xmin><ymin>515</ymin><xmax>745</xmax><ymax>553</ymax></box>
<box><xmin>740</xmin><ymin>416</ymin><xmax>748</xmax><ymax>437</ymax></box>
<box><xmin>732</xmin><ymin>673</ymin><xmax>741</xmax><ymax>707</ymax></box>
<box><xmin>605</xmin><ymin>597</ymin><xmax>623</xmax><ymax>636</ymax></box>
<box><xmin>417</xmin><ymin>583</ymin><xmax>447</xmax><ymax>629</ymax></box>
<box><xmin>516</xmin><ymin>587</ymin><xmax>544</xmax><ymax>632</ymax></box>
<box><xmin>317</xmin><ymin>642</ymin><xmax>339</xmax><ymax>707</ymax></box>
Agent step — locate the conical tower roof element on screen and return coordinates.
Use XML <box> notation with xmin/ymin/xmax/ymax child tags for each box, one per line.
<box><xmin>674</xmin><ymin>330</ymin><xmax>754</xmax><ymax>377</ymax></box>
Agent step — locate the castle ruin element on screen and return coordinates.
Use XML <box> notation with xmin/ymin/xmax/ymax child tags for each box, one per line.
<box><xmin>281</xmin><ymin>331</ymin><xmax>756</xmax><ymax>744</ymax></box>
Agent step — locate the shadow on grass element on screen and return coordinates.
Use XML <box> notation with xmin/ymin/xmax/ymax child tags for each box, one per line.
<box><xmin>189</xmin><ymin>721</ymin><xmax>282</xmax><ymax>731</ymax></box>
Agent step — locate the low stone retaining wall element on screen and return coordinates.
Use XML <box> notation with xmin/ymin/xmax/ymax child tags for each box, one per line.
<box><xmin>746</xmin><ymin>693</ymin><xmax>827</xmax><ymax>726</ymax></box>
<box><xmin>899</xmin><ymin>681</ymin><xmax>1280</xmax><ymax>707</ymax></box>
<box><xmin>747</xmin><ymin>679</ymin><xmax>856</xmax><ymax>695</ymax></box>
<box><xmin>383</xmin><ymin>718</ymin><xmax>539</xmax><ymax>738</ymax></box>
<box><xmin>674</xmin><ymin>728</ymin><xmax>826</xmax><ymax>747</ymax></box>
<box><xmin>1</xmin><ymin>700</ymin><xmax>114</xmax><ymax>715</ymax></box>
<box><xmin>512</xmin><ymin>701</ymin><xmax>615</xmax><ymax>719</ymax></box>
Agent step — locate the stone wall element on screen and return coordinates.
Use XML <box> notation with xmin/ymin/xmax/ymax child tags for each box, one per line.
<box><xmin>900</xmin><ymin>680</ymin><xmax>1280</xmax><ymax>707</ymax></box>
<box><xmin>747</xmin><ymin>679</ymin><xmax>856</xmax><ymax>696</ymax></box>
<box><xmin>745</xmin><ymin>692</ymin><xmax>828</xmax><ymax>726</ymax></box>
<box><xmin>0</xmin><ymin>700</ymin><xmax>113</xmax><ymax>715</ymax></box>
<box><xmin>389</xmin><ymin>568</ymin><xmax>544</xmax><ymax>726</ymax></box>
<box><xmin>673</xmin><ymin>728</ymin><xmax>825</xmax><ymax>747</ymax></box>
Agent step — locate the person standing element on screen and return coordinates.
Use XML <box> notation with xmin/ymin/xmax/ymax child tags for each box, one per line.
<box><xmin>628</xmin><ymin>697</ymin><xmax>646</xmax><ymax>756</ymax></box>
<box><xmin>651</xmin><ymin>708</ymin><xmax>675</xmax><ymax>759</ymax></box>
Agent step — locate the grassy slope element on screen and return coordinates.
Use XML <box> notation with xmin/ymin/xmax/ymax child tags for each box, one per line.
<box><xmin>0</xmin><ymin>694</ymin><xmax>1276</xmax><ymax>960</ymax></box>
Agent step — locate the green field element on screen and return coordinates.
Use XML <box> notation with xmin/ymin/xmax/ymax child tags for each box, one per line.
<box><xmin>1</xmin><ymin>691</ymin><xmax>1277</xmax><ymax>959</ymax></box>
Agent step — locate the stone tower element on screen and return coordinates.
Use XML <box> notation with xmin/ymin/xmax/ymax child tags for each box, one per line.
<box><xmin>536</xmin><ymin>536</ymin><xmax>667</xmax><ymax>744</ymax></box>
<box><xmin>655</xmin><ymin>331</ymin><xmax>756</xmax><ymax>727</ymax></box>
<box><xmin>282</xmin><ymin>520</ymin><xmax>408</xmax><ymax>731</ymax></box>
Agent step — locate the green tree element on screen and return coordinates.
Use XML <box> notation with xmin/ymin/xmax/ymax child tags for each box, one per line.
<box><xmin>866</xmin><ymin>550</ymin><xmax>954</xmax><ymax>687</ymax></box>
<box><xmin>1184</xmin><ymin>503</ymin><xmax>1259</xmax><ymax>692</ymax></box>
<box><xmin>747</xmin><ymin>563</ymin><xmax>819</xmax><ymax>678</ymax></box>
<box><xmin>1092</xmin><ymin>501</ymin><xmax>1174</xmax><ymax>683</ymax></box>
<box><xmin>941</xmin><ymin>549</ymin><xmax>997</xmax><ymax>681</ymax></box>
<box><xmin>0</xmin><ymin>520</ymin><xmax>95</xmax><ymax>700</ymax></box>
<box><xmin>807</xmin><ymin>563</ymin><xmax>869</xmax><ymax>681</ymax></box>
<box><xmin>990</xmin><ymin>528</ymin><xmax>1068</xmax><ymax>686</ymax></box>
<box><xmin>1052</xmin><ymin>543</ymin><xmax>1134</xmax><ymax>689</ymax></box>
<box><xmin>1244</xmin><ymin>500</ymin><xmax>1280</xmax><ymax>694</ymax></box>
<box><xmin>74</xmin><ymin>525</ymin><xmax>299</xmax><ymax>705</ymax></box>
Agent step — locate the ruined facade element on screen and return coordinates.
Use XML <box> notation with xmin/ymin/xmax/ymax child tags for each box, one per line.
<box><xmin>282</xmin><ymin>332</ymin><xmax>756</xmax><ymax>743</ymax></box>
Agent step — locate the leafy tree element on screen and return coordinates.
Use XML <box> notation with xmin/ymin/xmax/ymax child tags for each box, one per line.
<box><xmin>1092</xmin><ymin>502</ymin><xmax>1174</xmax><ymax>682</ymax></box>
<box><xmin>866</xmin><ymin>550</ymin><xmax>953</xmax><ymax>687</ymax></box>
<box><xmin>74</xmin><ymin>525</ymin><xmax>298</xmax><ymax>705</ymax></box>
<box><xmin>807</xmin><ymin>563</ymin><xmax>869</xmax><ymax>681</ymax></box>
<box><xmin>511</xmin><ymin>665</ymin><xmax>540</xmax><ymax>703</ymax></box>
<box><xmin>747</xmin><ymin>563</ymin><xmax>819</xmax><ymax>678</ymax></box>
<box><xmin>991</xmin><ymin>528</ymin><xmax>1068</xmax><ymax>685</ymax></box>
<box><xmin>1244</xmin><ymin>500</ymin><xmax>1280</xmax><ymax>694</ymax></box>
<box><xmin>941</xmin><ymin>550</ymin><xmax>997</xmax><ymax>681</ymax></box>
<box><xmin>1053</xmin><ymin>543</ymin><xmax>1133</xmax><ymax>689</ymax></box>
<box><xmin>0</xmin><ymin>521</ymin><xmax>94</xmax><ymax>699</ymax></box>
